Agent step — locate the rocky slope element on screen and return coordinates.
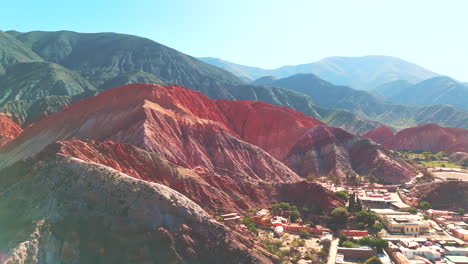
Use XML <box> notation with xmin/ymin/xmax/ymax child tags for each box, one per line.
<box><xmin>0</xmin><ymin>31</ymin><xmax>43</xmax><ymax>74</ymax></box>
<box><xmin>361</xmin><ymin>126</ymin><xmax>395</xmax><ymax>144</ymax></box>
<box><xmin>283</xmin><ymin>125</ymin><xmax>415</xmax><ymax>184</ymax></box>
<box><xmin>363</xmin><ymin>124</ymin><xmax>468</xmax><ymax>153</ymax></box>
<box><xmin>448</xmin><ymin>152</ymin><xmax>468</xmax><ymax>166</ymax></box>
<box><xmin>0</xmin><ymin>83</ymin><xmax>341</xmax><ymax>213</ymax></box>
<box><xmin>1</xmin><ymin>84</ymin><xmax>414</xmax><ymax>185</ymax></box>
<box><xmin>0</xmin><ymin>61</ymin><xmax>98</xmax><ymax>124</ymax></box>
<box><xmin>98</xmin><ymin>70</ymin><xmax>165</xmax><ymax>91</ymax></box>
<box><xmin>0</xmin><ymin>154</ymin><xmax>271</xmax><ymax>263</ymax></box>
<box><xmin>0</xmin><ymin>113</ymin><xmax>22</xmax><ymax>148</ymax></box>
<box><xmin>408</xmin><ymin>181</ymin><xmax>468</xmax><ymax>210</ymax></box>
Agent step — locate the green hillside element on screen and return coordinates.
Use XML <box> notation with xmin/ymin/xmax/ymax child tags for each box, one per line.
<box><xmin>0</xmin><ymin>31</ymin><xmax>43</xmax><ymax>74</ymax></box>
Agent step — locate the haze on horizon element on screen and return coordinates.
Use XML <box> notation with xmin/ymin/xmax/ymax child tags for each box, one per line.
<box><xmin>2</xmin><ymin>0</ymin><xmax>467</xmax><ymax>81</ymax></box>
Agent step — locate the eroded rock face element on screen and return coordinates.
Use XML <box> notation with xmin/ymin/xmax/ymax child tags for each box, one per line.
<box><xmin>361</xmin><ymin>126</ymin><xmax>395</xmax><ymax>145</ymax></box>
<box><xmin>363</xmin><ymin>124</ymin><xmax>468</xmax><ymax>153</ymax></box>
<box><xmin>448</xmin><ymin>152</ymin><xmax>468</xmax><ymax>166</ymax></box>
<box><xmin>408</xmin><ymin>181</ymin><xmax>468</xmax><ymax>210</ymax></box>
<box><xmin>0</xmin><ymin>155</ymin><xmax>270</xmax><ymax>264</ymax></box>
<box><xmin>284</xmin><ymin>125</ymin><xmax>415</xmax><ymax>184</ymax></box>
<box><xmin>0</xmin><ymin>113</ymin><xmax>22</xmax><ymax>148</ymax></box>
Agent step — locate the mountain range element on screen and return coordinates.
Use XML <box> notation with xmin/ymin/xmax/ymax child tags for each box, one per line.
<box><xmin>200</xmin><ymin>55</ymin><xmax>439</xmax><ymax>90</ymax></box>
<box><xmin>2</xmin><ymin>30</ymin><xmax>466</xmax><ymax>135</ymax></box>
<box><xmin>251</xmin><ymin>73</ymin><xmax>468</xmax><ymax>130</ymax></box>
<box><xmin>2</xmin><ymin>83</ymin><xmax>416</xmax><ymax>262</ymax></box>
<box><xmin>0</xmin><ymin>28</ymin><xmax>465</xmax><ymax>262</ymax></box>
<box><xmin>362</xmin><ymin>124</ymin><xmax>468</xmax><ymax>153</ymax></box>
<box><xmin>372</xmin><ymin>76</ymin><xmax>468</xmax><ymax>110</ymax></box>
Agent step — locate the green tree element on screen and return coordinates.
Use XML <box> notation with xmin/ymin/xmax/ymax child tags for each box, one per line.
<box><xmin>408</xmin><ymin>207</ymin><xmax>417</xmax><ymax>214</ymax></box>
<box><xmin>330</xmin><ymin>207</ymin><xmax>349</xmax><ymax>226</ymax></box>
<box><xmin>423</xmin><ymin>214</ymin><xmax>430</xmax><ymax>220</ymax></box>
<box><xmin>290</xmin><ymin>209</ymin><xmax>301</xmax><ymax>223</ymax></box>
<box><xmin>300</xmin><ymin>230</ymin><xmax>310</xmax><ymax>239</ymax></box>
<box><xmin>334</xmin><ymin>191</ymin><xmax>349</xmax><ymax>202</ymax></box>
<box><xmin>358</xmin><ymin>236</ymin><xmax>372</xmax><ymax>246</ymax></box>
<box><xmin>372</xmin><ymin>222</ymin><xmax>383</xmax><ymax>233</ymax></box>
<box><xmin>419</xmin><ymin>201</ymin><xmax>431</xmax><ymax>210</ymax></box>
<box><xmin>369</xmin><ymin>238</ymin><xmax>388</xmax><ymax>253</ymax></box>
<box><xmin>342</xmin><ymin>241</ymin><xmax>359</xmax><ymax>248</ymax></box>
<box><xmin>456</xmin><ymin>208</ymin><xmax>465</xmax><ymax>215</ymax></box>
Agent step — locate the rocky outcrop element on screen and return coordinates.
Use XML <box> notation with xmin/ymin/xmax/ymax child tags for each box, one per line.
<box><xmin>408</xmin><ymin>181</ymin><xmax>468</xmax><ymax>210</ymax></box>
<box><xmin>40</xmin><ymin>140</ymin><xmax>342</xmax><ymax>213</ymax></box>
<box><xmin>448</xmin><ymin>152</ymin><xmax>468</xmax><ymax>166</ymax></box>
<box><xmin>361</xmin><ymin>126</ymin><xmax>395</xmax><ymax>145</ymax></box>
<box><xmin>284</xmin><ymin>125</ymin><xmax>415</xmax><ymax>184</ymax></box>
<box><xmin>0</xmin><ymin>84</ymin><xmax>338</xmax><ymax>213</ymax></box>
<box><xmin>362</xmin><ymin>124</ymin><xmax>468</xmax><ymax>153</ymax></box>
<box><xmin>0</xmin><ymin>113</ymin><xmax>22</xmax><ymax>148</ymax></box>
<box><xmin>0</xmin><ymin>155</ymin><xmax>270</xmax><ymax>264</ymax></box>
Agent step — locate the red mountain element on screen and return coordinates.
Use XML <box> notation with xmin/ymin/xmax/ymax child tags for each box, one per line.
<box><xmin>361</xmin><ymin>126</ymin><xmax>395</xmax><ymax>145</ymax></box>
<box><xmin>0</xmin><ymin>113</ymin><xmax>22</xmax><ymax>148</ymax></box>
<box><xmin>284</xmin><ymin>125</ymin><xmax>415</xmax><ymax>184</ymax></box>
<box><xmin>0</xmin><ymin>84</ymin><xmax>338</xmax><ymax>213</ymax></box>
<box><xmin>363</xmin><ymin>124</ymin><xmax>468</xmax><ymax>153</ymax></box>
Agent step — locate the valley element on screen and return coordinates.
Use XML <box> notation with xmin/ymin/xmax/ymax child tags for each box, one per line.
<box><xmin>0</xmin><ymin>23</ymin><xmax>467</xmax><ymax>264</ymax></box>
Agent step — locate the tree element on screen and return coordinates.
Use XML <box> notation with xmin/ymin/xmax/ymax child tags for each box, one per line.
<box><xmin>372</xmin><ymin>222</ymin><xmax>383</xmax><ymax>233</ymax></box>
<box><xmin>408</xmin><ymin>207</ymin><xmax>417</xmax><ymax>214</ymax></box>
<box><xmin>355</xmin><ymin>210</ymin><xmax>377</xmax><ymax>226</ymax></box>
<box><xmin>290</xmin><ymin>210</ymin><xmax>301</xmax><ymax>223</ymax></box>
<box><xmin>419</xmin><ymin>201</ymin><xmax>431</xmax><ymax>210</ymax></box>
<box><xmin>334</xmin><ymin>191</ymin><xmax>349</xmax><ymax>202</ymax></box>
<box><xmin>369</xmin><ymin>238</ymin><xmax>388</xmax><ymax>253</ymax></box>
<box><xmin>456</xmin><ymin>208</ymin><xmax>465</xmax><ymax>215</ymax></box>
<box><xmin>423</xmin><ymin>214</ymin><xmax>430</xmax><ymax>220</ymax></box>
<box><xmin>342</xmin><ymin>241</ymin><xmax>359</xmax><ymax>248</ymax></box>
<box><xmin>330</xmin><ymin>207</ymin><xmax>349</xmax><ymax>226</ymax></box>
<box><xmin>358</xmin><ymin>236</ymin><xmax>372</xmax><ymax>246</ymax></box>
<box><xmin>300</xmin><ymin>230</ymin><xmax>310</xmax><ymax>239</ymax></box>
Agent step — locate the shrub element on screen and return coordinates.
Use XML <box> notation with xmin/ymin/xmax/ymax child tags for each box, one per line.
<box><xmin>342</xmin><ymin>241</ymin><xmax>359</xmax><ymax>248</ymax></box>
<box><xmin>300</xmin><ymin>230</ymin><xmax>310</xmax><ymax>239</ymax></box>
<box><xmin>372</xmin><ymin>222</ymin><xmax>383</xmax><ymax>233</ymax></box>
<box><xmin>408</xmin><ymin>207</ymin><xmax>417</xmax><ymax>214</ymax></box>
<box><xmin>419</xmin><ymin>201</ymin><xmax>431</xmax><ymax>210</ymax></box>
<box><xmin>334</xmin><ymin>191</ymin><xmax>349</xmax><ymax>201</ymax></box>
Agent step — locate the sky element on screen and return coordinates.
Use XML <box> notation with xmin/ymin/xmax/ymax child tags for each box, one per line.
<box><xmin>2</xmin><ymin>0</ymin><xmax>467</xmax><ymax>81</ymax></box>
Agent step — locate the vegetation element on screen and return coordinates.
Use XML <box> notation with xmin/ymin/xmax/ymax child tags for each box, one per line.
<box><xmin>456</xmin><ymin>208</ymin><xmax>465</xmax><ymax>215</ymax></box>
<box><xmin>396</xmin><ymin>150</ymin><xmax>462</xmax><ymax>169</ymax></box>
<box><xmin>334</xmin><ymin>191</ymin><xmax>349</xmax><ymax>202</ymax></box>
<box><xmin>419</xmin><ymin>201</ymin><xmax>431</xmax><ymax>210</ymax></box>
<box><xmin>300</xmin><ymin>230</ymin><xmax>310</xmax><ymax>239</ymax></box>
<box><xmin>358</xmin><ymin>236</ymin><xmax>388</xmax><ymax>253</ymax></box>
<box><xmin>270</xmin><ymin>202</ymin><xmax>301</xmax><ymax>223</ymax></box>
<box><xmin>408</xmin><ymin>207</ymin><xmax>418</xmax><ymax>214</ymax></box>
<box><xmin>364</xmin><ymin>256</ymin><xmax>384</xmax><ymax>264</ymax></box>
<box><xmin>263</xmin><ymin>239</ymin><xmax>283</xmax><ymax>255</ymax></box>
<box><xmin>241</xmin><ymin>216</ymin><xmax>258</xmax><ymax>234</ymax></box>
<box><xmin>348</xmin><ymin>193</ymin><xmax>363</xmax><ymax>212</ymax></box>
<box><xmin>372</xmin><ymin>222</ymin><xmax>383</xmax><ymax>233</ymax></box>
<box><xmin>423</xmin><ymin>214</ymin><xmax>430</xmax><ymax>220</ymax></box>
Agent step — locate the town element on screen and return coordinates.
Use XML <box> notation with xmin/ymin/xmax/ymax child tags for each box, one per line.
<box><xmin>217</xmin><ymin>172</ymin><xmax>467</xmax><ymax>264</ymax></box>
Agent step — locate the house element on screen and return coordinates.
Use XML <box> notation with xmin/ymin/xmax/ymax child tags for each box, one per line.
<box><xmin>381</xmin><ymin>215</ymin><xmax>430</xmax><ymax>235</ymax></box>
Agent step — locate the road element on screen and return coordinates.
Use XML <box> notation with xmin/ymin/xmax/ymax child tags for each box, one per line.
<box><xmin>327</xmin><ymin>238</ymin><xmax>339</xmax><ymax>264</ymax></box>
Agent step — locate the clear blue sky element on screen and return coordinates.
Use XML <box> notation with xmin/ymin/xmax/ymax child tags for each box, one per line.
<box><xmin>2</xmin><ymin>0</ymin><xmax>467</xmax><ymax>81</ymax></box>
